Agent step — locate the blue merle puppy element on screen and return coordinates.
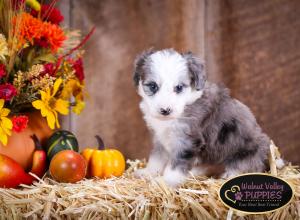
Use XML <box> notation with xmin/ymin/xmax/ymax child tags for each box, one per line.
<box><xmin>133</xmin><ymin>49</ymin><xmax>270</xmax><ymax>187</ymax></box>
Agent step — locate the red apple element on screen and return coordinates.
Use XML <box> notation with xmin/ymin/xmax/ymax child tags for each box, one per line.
<box><xmin>0</xmin><ymin>154</ymin><xmax>33</xmax><ymax>188</ymax></box>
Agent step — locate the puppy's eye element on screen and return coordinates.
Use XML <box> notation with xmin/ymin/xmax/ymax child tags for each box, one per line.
<box><xmin>147</xmin><ymin>82</ymin><xmax>159</xmax><ymax>94</ymax></box>
<box><xmin>174</xmin><ymin>84</ymin><xmax>184</xmax><ymax>94</ymax></box>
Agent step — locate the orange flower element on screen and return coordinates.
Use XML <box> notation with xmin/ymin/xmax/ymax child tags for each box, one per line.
<box><xmin>15</xmin><ymin>13</ymin><xmax>42</xmax><ymax>46</ymax></box>
<box><xmin>14</xmin><ymin>13</ymin><xmax>66</xmax><ymax>51</ymax></box>
<box><xmin>42</xmin><ymin>22</ymin><xmax>66</xmax><ymax>51</ymax></box>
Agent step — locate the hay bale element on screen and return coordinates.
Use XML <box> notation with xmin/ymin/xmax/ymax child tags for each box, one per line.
<box><xmin>0</xmin><ymin>145</ymin><xmax>299</xmax><ymax>219</ymax></box>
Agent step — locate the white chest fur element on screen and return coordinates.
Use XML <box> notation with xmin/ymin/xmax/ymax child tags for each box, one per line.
<box><xmin>144</xmin><ymin>116</ymin><xmax>187</xmax><ymax>154</ymax></box>
<box><xmin>139</xmin><ymin>100</ymin><xmax>189</xmax><ymax>153</ymax></box>
<box><xmin>149</xmin><ymin>118</ymin><xmax>175</xmax><ymax>153</ymax></box>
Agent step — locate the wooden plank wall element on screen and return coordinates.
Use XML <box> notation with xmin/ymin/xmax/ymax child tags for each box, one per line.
<box><xmin>205</xmin><ymin>0</ymin><xmax>300</xmax><ymax>164</ymax></box>
<box><xmin>59</xmin><ymin>0</ymin><xmax>300</xmax><ymax>164</ymax></box>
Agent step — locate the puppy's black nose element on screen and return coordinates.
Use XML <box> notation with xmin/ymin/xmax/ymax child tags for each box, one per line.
<box><xmin>160</xmin><ymin>108</ymin><xmax>172</xmax><ymax>116</ymax></box>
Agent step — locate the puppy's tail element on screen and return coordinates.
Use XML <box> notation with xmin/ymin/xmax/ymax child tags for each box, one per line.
<box><xmin>269</xmin><ymin>140</ymin><xmax>286</xmax><ymax>174</ymax></box>
<box><xmin>275</xmin><ymin>158</ymin><xmax>285</xmax><ymax>169</ymax></box>
<box><xmin>269</xmin><ymin>141</ymin><xmax>287</xmax><ymax>175</ymax></box>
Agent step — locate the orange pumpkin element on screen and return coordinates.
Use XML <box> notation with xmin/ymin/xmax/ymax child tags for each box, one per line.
<box><xmin>81</xmin><ymin>136</ymin><xmax>125</xmax><ymax>178</ymax></box>
<box><xmin>0</xmin><ymin>111</ymin><xmax>52</xmax><ymax>170</ymax></box>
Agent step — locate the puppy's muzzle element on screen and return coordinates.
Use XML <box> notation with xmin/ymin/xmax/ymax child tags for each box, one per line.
<box><xmin>159</xmin><ymin>108</ymin><xmax>172</xmax><ymax>116</ymax></box>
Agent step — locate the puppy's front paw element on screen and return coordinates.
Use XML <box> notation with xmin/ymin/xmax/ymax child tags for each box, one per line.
<box><xmin>134</xmin><ymin>168</ymin><xmax>158</xmax><ymax>179</ymax></box>
<box><xmin>163</xmin><ymin>176</ymin><xmax>183</xmax><ymax>188</ymax></box>
<box><xmin>163</xmin><ymin>169</ymin><xmax>186</xmax><ymax>188</ymax></box>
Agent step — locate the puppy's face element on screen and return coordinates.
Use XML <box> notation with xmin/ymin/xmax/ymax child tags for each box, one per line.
<box><xmin>134</xmin><ymin>49</ymin><xmax>206</xmax><ymax>120</ymax></box>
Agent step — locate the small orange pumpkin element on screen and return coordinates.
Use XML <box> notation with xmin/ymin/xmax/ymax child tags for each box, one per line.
<box><xmin>81</xmin><ymin>136</ymin><xmax>125</xmax><ymax>178</ymax></box>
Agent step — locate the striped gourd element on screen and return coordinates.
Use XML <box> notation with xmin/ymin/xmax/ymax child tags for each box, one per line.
<box><xmin>46</xmin><ymin>130</ymin><xmax>79</xmax><ymax>161</ymax></box>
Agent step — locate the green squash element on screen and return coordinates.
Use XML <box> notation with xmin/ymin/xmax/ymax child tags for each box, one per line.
<box><xmin>46</xmin><ymin>130</ymin><xmax>79</xmax><ymax>161</ymax></box>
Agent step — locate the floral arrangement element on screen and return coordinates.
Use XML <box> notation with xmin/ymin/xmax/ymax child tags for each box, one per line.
<box><xmin>0</xmin><ymin>0</ymin><xmax>91</xmax><ymax>145</ymax></box>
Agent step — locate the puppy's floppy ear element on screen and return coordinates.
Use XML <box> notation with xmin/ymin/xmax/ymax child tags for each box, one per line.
<box><xmin>133</xmin><ymin>49</ymin><xmax>154</xmax><ymax>86</ymax></box>
<box><xmin>182</xmin><ymin>52</ymin><xmax>206</xmax><ymax>91</ymax></box>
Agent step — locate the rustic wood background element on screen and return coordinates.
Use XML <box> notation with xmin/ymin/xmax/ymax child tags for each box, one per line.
<box><xmin>59</xmin><ymin>0</ymin><xmax>300</xmax><ymax>165</ymax></box>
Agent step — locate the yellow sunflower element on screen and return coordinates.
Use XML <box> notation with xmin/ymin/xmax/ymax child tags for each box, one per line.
<box><xmin>60</xmin><ymin>79</ymin><xmax>84</xmax><ymax>99</ymax></box>
<box><xmin>32</xmin><ymin>78</ymin><xmax>69</xmax><ymax>129</ymax></box>
<box><xmin>61</xmin><ymin>79</ymin><xmax>86</xmax><ymax>115</ymax></box>
<box><xmin>73</xmin><ymin>100</ymin><xmax>85</xmax><ymax>115</ymax></box>
<box><xmin>0</xmin><ymin>99</ymin><xmax>12</xmax><ymax>145</ymax></box>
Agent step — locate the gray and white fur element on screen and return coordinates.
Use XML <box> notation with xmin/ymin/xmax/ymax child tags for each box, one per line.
<box><xmin>133</xmin><ymin>49</ymin><xmax>270</xmax><ymax>187</ymax></box>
